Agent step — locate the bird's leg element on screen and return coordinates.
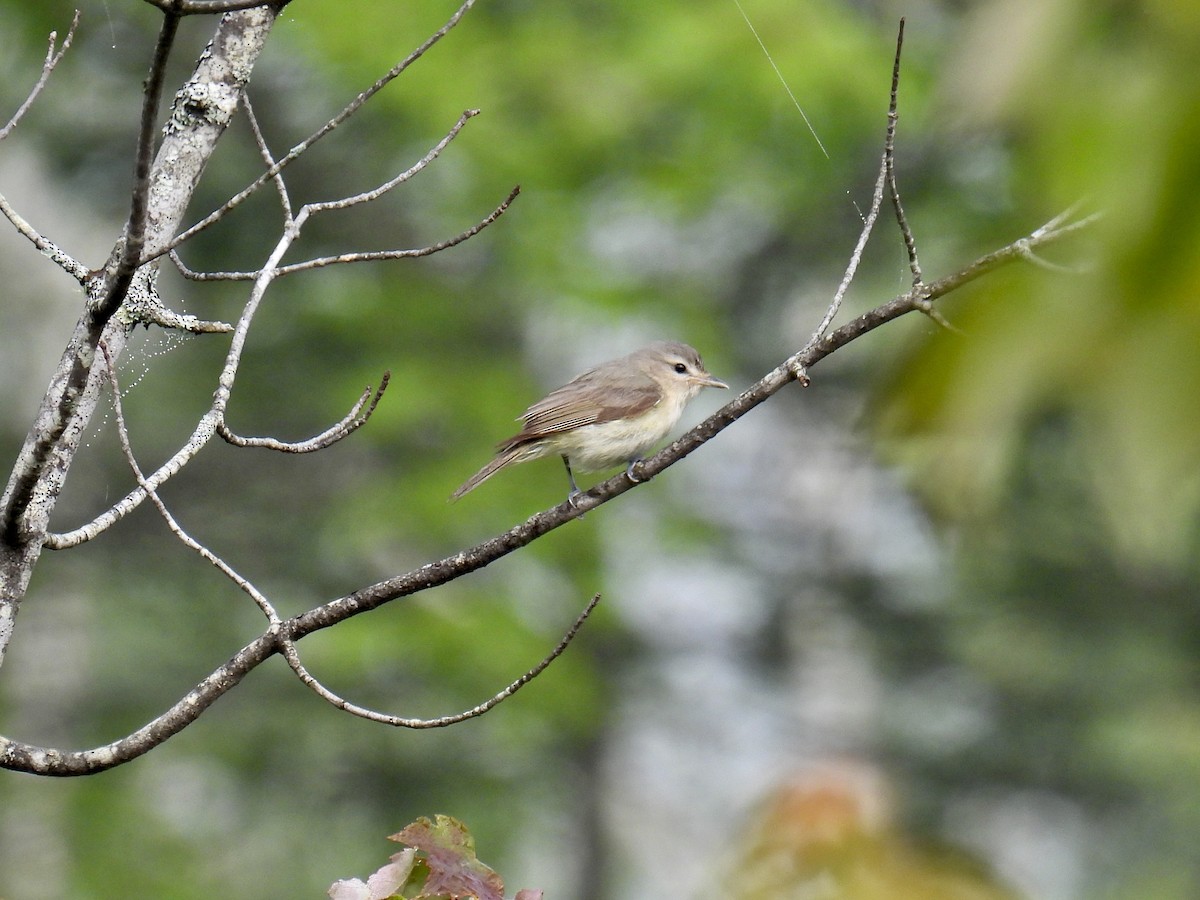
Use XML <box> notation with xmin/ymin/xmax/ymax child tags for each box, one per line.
<box><xmin>562</xmin><ymin>455</ymin><xmax>584</xmax><ymax>505</ymax></box>
<box><xmin>625</xmin><ymin>457</ymin><xmax>645</xmax><ymax>483</ymax></box>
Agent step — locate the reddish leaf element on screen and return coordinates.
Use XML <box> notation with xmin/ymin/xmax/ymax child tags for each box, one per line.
<box><xmin>391</xmin><ymin>815</ymin><xmax>505</xmax><ymax>900</ymax></box>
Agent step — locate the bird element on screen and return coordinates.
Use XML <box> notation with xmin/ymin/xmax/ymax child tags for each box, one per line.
<box><xmin>452</xmin><ymin>341</ymin><xmax>728</xmax><ymax>502</ymax></box>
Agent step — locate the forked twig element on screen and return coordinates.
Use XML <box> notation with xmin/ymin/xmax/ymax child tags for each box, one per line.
<box><xmin>171</xmin><ymin>185</ymin><xmax>521</xmax><ymax>281</ymax></box>
<box><xmin>0</xmin><ymin>10</ymin><xmax>79</xmax><ymax>143</ymax></box>
<box><xmin>801</xmin><ymin>23</ymin><xmax>910</xmax><ymax>361</ymax></box>
<box><xmin>884</xmin><ymin>19</ymin><xmax>922</xmax><ymax>289</ymax></box>
<box><xmin>243</xmin><ymin>94</ymin><xmax>293</xmax><ymax>223</ymax></box>
<box><xmin>147</xmin><ymin>0</ymin><xmax>480</xmax><ymax>264</ymax></box>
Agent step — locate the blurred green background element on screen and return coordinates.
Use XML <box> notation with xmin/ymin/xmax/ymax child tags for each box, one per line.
<box><xmin>1</xmin><ymin>1</ymin><xmax>1199</xmax><ymax>898</ymax></box>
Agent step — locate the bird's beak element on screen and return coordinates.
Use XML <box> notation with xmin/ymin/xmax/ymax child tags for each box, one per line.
<box><xmin>694</xmin><ymin>373</ymin><xmax>728</xmax><ymax>390</ymax></box>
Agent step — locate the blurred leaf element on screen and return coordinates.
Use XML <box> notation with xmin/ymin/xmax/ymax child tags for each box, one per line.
<box><xmin>728</xmin><ymin>766</ymin><xmax>1018</xmax><ymax>899</ymax></box>
<box><xmin>878</xmin><ymin>0</ymin><xmax>1200</xmax><ymax>570</ymax></box>
<box><xmin>392</xmin><ymin>815</ymin><xmax>503</xmax><ymax>900</ymax></box>
<box><xmin>328</xmin><ymin>848</ymin><xmax>416</xmax><ymax>900</ymax></box>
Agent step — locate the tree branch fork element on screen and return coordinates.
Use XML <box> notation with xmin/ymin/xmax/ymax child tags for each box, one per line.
<box><xmin>0</xmin><ymin>9</ymin><xmax>1092</xmax><ymax>775</ymax></box>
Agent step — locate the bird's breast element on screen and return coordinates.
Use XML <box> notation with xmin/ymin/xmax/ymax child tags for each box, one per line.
<box><xmin>546</xmin><ymin>395</ymin><xmax>687</xmax><ymax>471</ymax></box>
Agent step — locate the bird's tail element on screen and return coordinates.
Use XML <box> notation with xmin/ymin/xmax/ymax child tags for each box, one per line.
<box><xmin>450</xmin><ymin>444</ymin><xmax>527</xmax><ymax>500</ymax></box>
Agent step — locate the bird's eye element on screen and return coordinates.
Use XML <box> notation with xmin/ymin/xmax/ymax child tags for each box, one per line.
<box><xmin>673</xmin><ymin>363</ymin><xmax>688</xmax><ymax>374</ymax></box>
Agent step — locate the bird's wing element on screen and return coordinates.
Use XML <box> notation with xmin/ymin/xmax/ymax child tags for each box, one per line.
<box><xmin>513</xmin><ymin>369</ymin><xmax>662</xmax><ymax>440</ymax></box>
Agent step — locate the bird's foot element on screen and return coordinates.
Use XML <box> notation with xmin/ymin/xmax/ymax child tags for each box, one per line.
<box><xmin>567</xmin><ymin>488</ymin><xmax>589</xmax><ymax>519</ymax></box>
<box><xmin>625</xmin><ymin>458</ymin><xmax>645</xmax><ymax>484</ymax></box>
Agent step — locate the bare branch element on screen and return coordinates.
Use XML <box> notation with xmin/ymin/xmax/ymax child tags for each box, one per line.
<box><xmin>0</xmin><ymin>10</ymin><xmax>80</xmax><ymax>143</ymax></box>
<box><xmin>149</xmin><ymin>0</ymin><xmax>480</xmax><ymax>263</ymax></box>
<box><xmin>171</xmin><ymin>184</ymin><xmax>521</xmax><ymax>281</ymax></box>
<box><xmin>805</xmin><ymin>156</ymin><xmax>884</xmax><ymax>352</ymax></box>
<box><xmin>218</xmin><ymin>372</ymin><xmax>390</xmax><ymax>453</ymax></box>
<box><xmin>290</xmin><ymin>204</ymin><xmax>1094</xmax><ymax>631</ymax></box>
<box><xmin>283</xmin><ymin>593</ymin><xmax>602</xmax><ymax>728</ymax></box>
<box><xmin>307</xmin><ymin>109</ymin><xmax>480</xmax><ymax>214</ymax></box>
<box><xmin>0</xmin><ymin>192</ymin><xmax>89</xmax><ymax>282</ymax></box>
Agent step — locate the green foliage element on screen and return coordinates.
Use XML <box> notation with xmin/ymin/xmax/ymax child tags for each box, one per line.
<box><xmin>877</xmin><ymin>0</ymin><xmax>1200</xmax><ymax>570</ymax></box>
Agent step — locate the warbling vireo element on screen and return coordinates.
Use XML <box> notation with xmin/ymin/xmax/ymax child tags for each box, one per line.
<box><xmin>452</xmin><ymin>341</ymin><xmax>728</xmax><ymax>501</ymax></box>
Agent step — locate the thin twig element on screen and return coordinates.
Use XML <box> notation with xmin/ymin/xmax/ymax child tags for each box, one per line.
<box><xmin>283</xmin><ymin>593</ymin><xmax>602</xmax><ymax>728</ymax></box>
<box><xmin>0</xmin><ymin>10</ymin><xmax>79</xmax><ymax>143</ymax></box>
<box><xmin>308</xmin><ymin>109</ymin><xmax>481</xmax><ymax>214</ymax></box>
<box><xmin>218</xmin><ymin>372</ymin><xmax>390</xmax><ymax>452</ymax></box>
<box><xmin>880</xmin><ymin>19</ymin><xmax>954</xmax><ymax>334</ymax></box>
<box><xmin>803</xmin><ymin>23</ymin><xmax>907</xmax><ymax>357</ymax></box>
<box><xmin>243</xmin><ymin>94</ymin><xmax>293</xmax><ymax>224</ymax></box>
<box><xmin>172</xmin><ymin>184</ymin><xmax>521</xmax><ymax>281</ymax></box>
<box><xmin>146</xmin><ymin>0</ymin><xmax>479</xmax><ymax>264</ymax></box>
<box><xmin>0</xmin><ymin>192</ymin><xmax>88</xmax><ymax>282</ymax></box>
<box><xmin>884</xmin><ymin>18</ymin><xmax>923</xmax><ymax>288</ymax></box>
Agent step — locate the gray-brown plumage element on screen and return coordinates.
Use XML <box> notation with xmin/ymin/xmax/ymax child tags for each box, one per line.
<box><xmin>452</xmin><ymin>341</ymin><xmax>727</xmax><ymax>500</ymax></box>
